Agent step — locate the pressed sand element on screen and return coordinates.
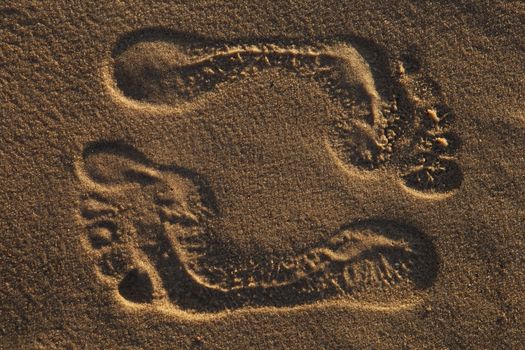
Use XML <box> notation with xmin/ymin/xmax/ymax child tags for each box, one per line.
<box><xmin>1</xmin><ymin>1</ymin><xmax>525</xmax><ymax>349</ymax></box>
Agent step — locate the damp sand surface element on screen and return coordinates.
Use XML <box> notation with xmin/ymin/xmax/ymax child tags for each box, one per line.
<box><xmin>1</xmin><ymin>1</ymin><xmax>525</xmax><ymax>349</ymax></box>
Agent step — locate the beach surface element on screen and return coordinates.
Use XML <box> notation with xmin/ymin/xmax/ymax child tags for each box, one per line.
<box><xmin>1</xmin><ymin>1</ymin><xmax>524</xmax><ymax>348</ymax></box>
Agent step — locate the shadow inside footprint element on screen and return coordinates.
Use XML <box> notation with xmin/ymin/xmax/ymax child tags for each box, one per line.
<box><xmin>118</xmin><ymin>268</ymin><xmax>154</xmax><ymax>303</ymax></box>
<box><xmin>403</xmin><ymin>156</ymin><xmax>463</xmax><ymax>193</ymax></box>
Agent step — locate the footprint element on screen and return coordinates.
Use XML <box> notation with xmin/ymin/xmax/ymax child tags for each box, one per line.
<box><xmin>76</xmin><ymin>141</ymin><xmax>438</xmax><ymax>312</ymax></box>
<box><xmin>77</xmin><ymin>141</ymin><xmax>212</xmax><ymax>305</ymax></box>
<box><xmin>395</xmin><ymin>53</ymin><xmax>463</xmax><ymax>194</ymax></box>
<box><xmin>77</xmin><ymin>30</ymin><xmax>462</xmax><ymax>312</ymax></box>
<box><xmin>107</xmin><ymin>29</ymin><xmax>462</xmax><ymax>195</ymax></box>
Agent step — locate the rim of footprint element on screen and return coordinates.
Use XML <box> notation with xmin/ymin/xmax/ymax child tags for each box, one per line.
<box><xmin>77</xmin><ymin>29</ymin><xmax>460</xmax><ymax>314</ymax></box>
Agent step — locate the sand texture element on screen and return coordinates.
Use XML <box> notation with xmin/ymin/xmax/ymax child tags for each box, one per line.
<box><xmin>1</xmin><ymin>1</ymin><xmax>525</xmax><ymax>349</ymax></box>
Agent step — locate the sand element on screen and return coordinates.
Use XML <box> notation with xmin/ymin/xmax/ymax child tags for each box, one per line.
<box><xmin>1</xmin><ymin>1</ymin><xmax>524</xmax><ymax>349</ymax></box>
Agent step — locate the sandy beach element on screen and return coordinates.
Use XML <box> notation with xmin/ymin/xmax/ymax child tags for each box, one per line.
<box><xmin>1</xmin><ymin>1</ymin><xmax>524</xmax><ymax>348</ymax></box>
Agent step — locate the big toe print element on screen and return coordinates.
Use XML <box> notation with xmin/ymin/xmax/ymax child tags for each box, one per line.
<box><xmin>78</xmin><ymin>28</ymin><xmax>460</xmax><ymax>314</ymax></box>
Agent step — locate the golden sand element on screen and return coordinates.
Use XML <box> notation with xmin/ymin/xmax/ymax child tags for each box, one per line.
<box><xmin>1</xmin><ymin>1</ymin><xmax>524</xmax><ymax>348</ymax></box>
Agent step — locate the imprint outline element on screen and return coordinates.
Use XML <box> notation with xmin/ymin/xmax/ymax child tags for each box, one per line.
<box><xmin>77</xmin><ymin>28</ymin><xmax>462</xmax><ymax>314</ymax></box>
<box><xmin>105</xmin><ymin>27</ymin><xmax>463</xmax><ymax>194</ymax></box>
<box><xmin>76</xmin><ymin>141</ymin><xmax>440</xmax><ymax>314</ymax></box>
